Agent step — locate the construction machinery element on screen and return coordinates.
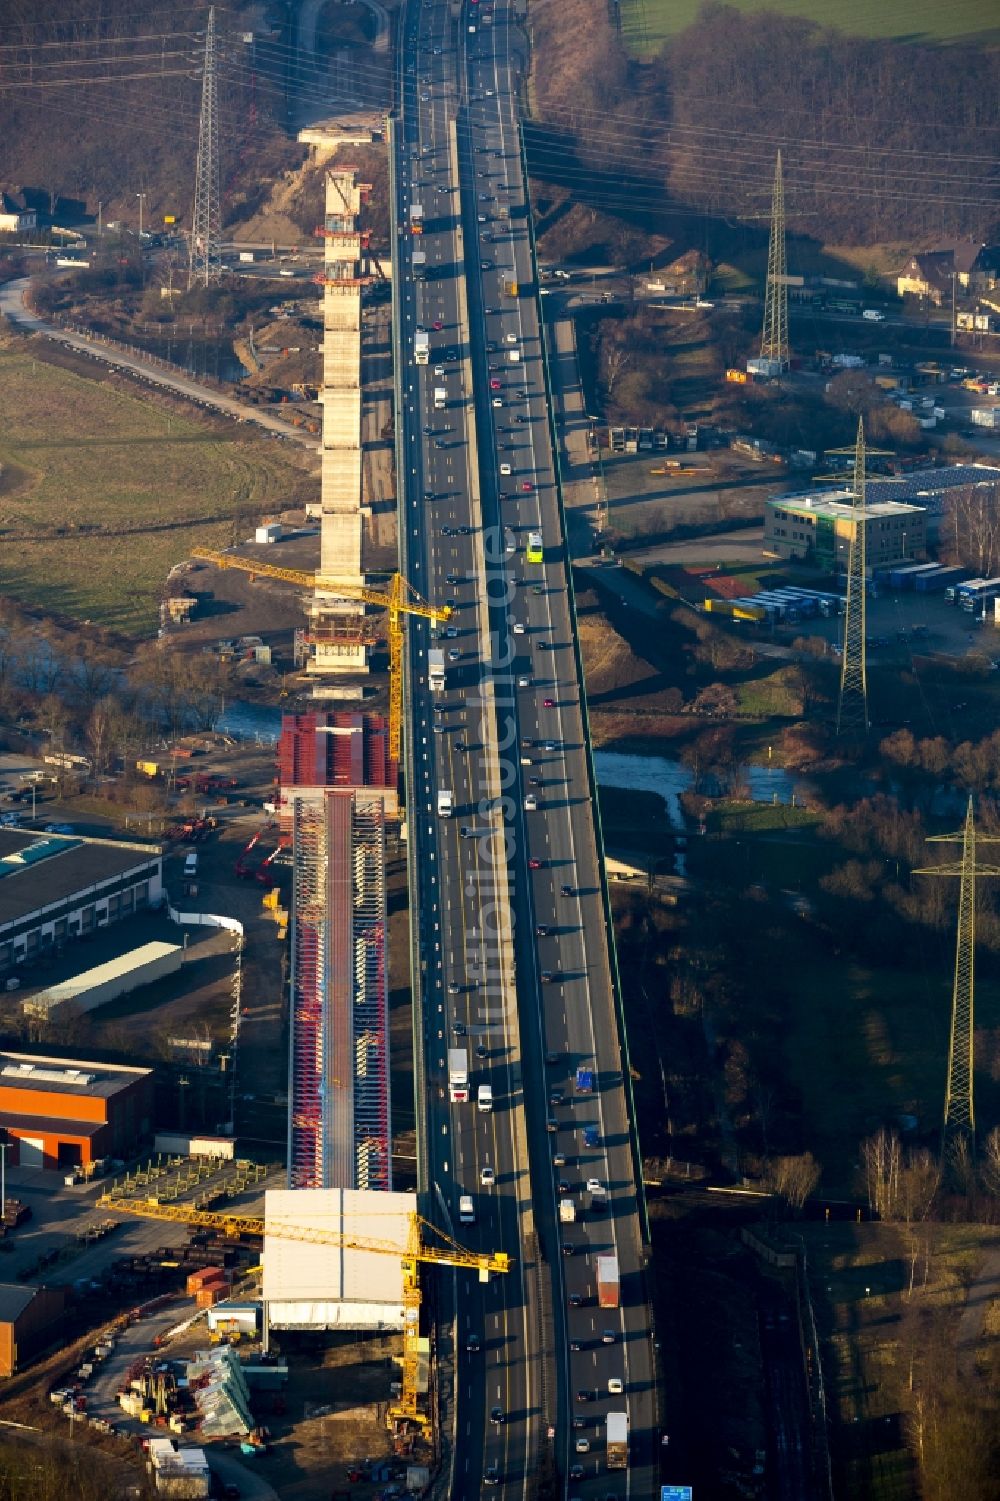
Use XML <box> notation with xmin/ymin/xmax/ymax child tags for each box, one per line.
<box><xmin>192</xmin><ymin>549</ymin><xmax>451</xmax><ymax>763</ymax></box>
<box><xmin>98</xmin><ymin>1193</ymin><xmax>510</xmax><ymax>1431</ymax></box>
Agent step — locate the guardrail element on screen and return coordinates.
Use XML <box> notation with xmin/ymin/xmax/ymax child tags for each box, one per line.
<box><xmin>517</xmin><ymin>121</ymin><xmax>651</xmax><ymax>1247</ymax></box>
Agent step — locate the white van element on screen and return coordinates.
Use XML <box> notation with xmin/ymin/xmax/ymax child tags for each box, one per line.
<box><xmin>477</xmin><ymin>1083</ymin><xmax>494</xmax><ymax>1113</ymax></box>
<box><xmin>459</xmin><ymin>1194</ymin><xmax>475</xmax><ymax>1224</ymax></box>
<box><xmin>183</xmin><ymin>851</ymin><xmax>199</xmax><ymax>878</ymax></box>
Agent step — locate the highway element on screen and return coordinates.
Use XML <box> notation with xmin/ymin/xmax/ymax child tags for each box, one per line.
<box><xmin>396</xmin><ymin>0</ymin><xmax>659</xmax><ymax>1495</ymax></box>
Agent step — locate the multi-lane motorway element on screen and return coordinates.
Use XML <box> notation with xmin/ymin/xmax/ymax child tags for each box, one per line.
<box><xmin>395</xmin><ymin>0</ymin><xmax>658</xmax><ymax>1494</ymax></box>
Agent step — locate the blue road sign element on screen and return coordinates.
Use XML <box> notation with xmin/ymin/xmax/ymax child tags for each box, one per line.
<box><xmin>661</xmin><ymin>1489</ymin><xmax>693</xmax><ymax>1501</ymax></box>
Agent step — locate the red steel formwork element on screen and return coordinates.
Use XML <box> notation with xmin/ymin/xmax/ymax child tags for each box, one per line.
<box><xmin>288</xmin><ymin>798</ymin><xmax>326</xmax><ymax>1189</ymax></box>
<box><xmin>277</xmin><ymin>713</ymin><xmax>397</xmax><ymax>835</ymax></box>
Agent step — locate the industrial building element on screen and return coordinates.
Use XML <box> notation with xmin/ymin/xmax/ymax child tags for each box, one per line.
<box><xmin>764</xmin><ymin>491</ymin><xmax>927</xmax><ymax>568</ymax></box>
<box><xmin>0</xmin><ymin>1283</ymin><xmax>66</xmax><ymax>1376</ymax></box>
<box><xmin>287</xmin><ymin>787</ymin><xmax>390</xmax><ymax>1193</ymax></box>
<box><xmin>866</xmin><ymin>463</ymin><xmax>1000</xmax><ymax>540</ymax></box>
<box><xmin>0</xmin><ymin>1050</ymin><xmax>153</xmax><ymax>1170</ymax></box>
<box><xmin>262</xmin><ymin>1187</ymin><xmax>414</xmax><ymax>1331</ymax></box>
<box><xmin>22</xmin><ymin>940</ymin><xmax>183</xmax><ymax>1025</ymax></box>
<box><xmin>0</xmin><ymin>829</ymin><xmax>163</xmax><ymax>981</ymax></box>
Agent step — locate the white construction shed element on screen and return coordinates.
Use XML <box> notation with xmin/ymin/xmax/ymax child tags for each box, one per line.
<box><xmin>262</xmin><ymin>1187</ymin><xmax>415</xmax><ymax>1330</ymax></box>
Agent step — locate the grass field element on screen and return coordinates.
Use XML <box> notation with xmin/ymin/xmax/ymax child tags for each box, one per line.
<box><xmin>620</xmin><ymin>0</ymin><xmax>1000</xmax><ymax>55</ymax></box>
<box><xmin>0</xmin><ymin>336</ymin><xmax>306</xmax><ymax>635</ymax></box>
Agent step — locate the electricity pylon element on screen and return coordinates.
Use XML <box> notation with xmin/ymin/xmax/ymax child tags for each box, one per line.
<box><xmin>760</xmin><ymin>150</ymin><xmax>789</xmax><ymax>368</ymax></box>
<box><xmin>915</xmin><ymin>798</ymin><xmax>1000</xmax><ymax>1167</ymax></box>
<box><xmin>188</xmin><ymin>6</ymin><xmax>222</xmax><ymax>289</ymax></box>
<box><xmin>826</xmin><ymin>419</ymin><xmax>891</xmax><ymax>736</ymax></box>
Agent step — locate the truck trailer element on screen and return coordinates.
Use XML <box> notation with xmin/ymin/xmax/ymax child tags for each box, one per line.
<box><xmin>428</xmin><ymin>648</ymin><xmax>445</xmax><ymax>692</ymax></box>
<box><xmin>448</xmin><ymin>1048</ymin><xmax>469</xmax><ymax>1103</ymax></box>
<box><xmin>596</xmin><ymin>1254</ymin><xmax>620</xmax><ymax>1309</ymax></box>
<box><xmin>606</xmin><ymin>1411</ymin><xmax>629</xmax><ymax>1469</ymax></box>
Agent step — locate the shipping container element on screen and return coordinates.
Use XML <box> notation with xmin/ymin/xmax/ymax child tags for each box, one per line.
<box><xmin>915</xmin><ymin>566</ymin><xmax>966</xmax><ymax>594</ymax></box>
<box><xmin>448</xmin><ymin>1048</ymin><xmax>469</xmax><ymax>1103</ymax></box>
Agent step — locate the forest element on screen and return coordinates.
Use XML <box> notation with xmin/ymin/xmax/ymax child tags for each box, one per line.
<box><xmin>0</xmin><ymin>0</ymin><xmax>296</xmax><ymax>232</ymax></box>
<box><xmin>529</xmin><ymin>0</ymin><xmax>1000</xmax><ymax>245</ymax></box>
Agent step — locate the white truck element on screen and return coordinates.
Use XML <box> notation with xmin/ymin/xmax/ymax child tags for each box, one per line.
<box><xmin>507</xmin><ymin>348</ymin><xmax>521</xmax><ymax>364</ymax></box>
<box><xmin>415</xmin><ymin>329</ymin><xmax>429</xmax><ymax>365</ymax></box>
<box><xmin>437</xmin><ymin>788</ymin><xmax>453</xmax><ymax>818</ymax></box>
<box><xmin>477</xmin><ymin>1083</ymin><xmax>493</xmax><ymax>1113</ymax></box>
<box><xmin>862</xmin><ymin>308</ymin><xmax>885</xmax><ymax>321</ymax></box>
<box><xmin>606</xmin><ymin>1411</ymin><xmax>629</xmax><ymax>1469</ymax></box>
<box><xmin>449</xmin><ymin>1047</ymin><xmax>469</xmax><ymax>1103</ymax></box>
<box><xmin>434</xmin><ymin>386</ymin><xmax>447</xmax><ymax>409</ymax></box>
<box><xmin>412</xmin><ymin>249</ymin><xmax>427</xmax><ymax>278</ymax></box>
<box><xmin>559</xmin><ymin>1198</ymin><xmax>576</xmax><ymax>1224</ymax></box>
<box><xmin>428</xmin><ymin>648</ymin><xmax>446</xmax><ymax>692</ymax></box>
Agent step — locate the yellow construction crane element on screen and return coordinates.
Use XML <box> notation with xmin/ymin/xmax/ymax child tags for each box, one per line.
<box><xmin>98</xmin><ymin>1193</ymin><xmax>509</xmax><ymax>1430</ymax></box>
<box><xmin>191</xmin><ymin>549</ymin><xmax>452</xmax><ymax>763</ymax></box>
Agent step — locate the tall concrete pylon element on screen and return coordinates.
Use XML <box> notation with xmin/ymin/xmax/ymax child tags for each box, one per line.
<box><xmin>309</xmin><ymin>166</ymin><xmax>372</xmax><ymax>677</ymax></box>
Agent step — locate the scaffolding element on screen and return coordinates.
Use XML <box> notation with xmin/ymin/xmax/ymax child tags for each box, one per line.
<box><xmin>287</xmin><ymin>789</ymin><xmax>390</xmax><ymax>1193</ymax></box>
<box><xmin>310</xmin><ymin>166</ymin><xmax>373</xmax><ymax>676</ymax></box>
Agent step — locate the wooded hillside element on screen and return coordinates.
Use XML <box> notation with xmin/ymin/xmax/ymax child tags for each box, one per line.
<box><xmin>0</xmin><ymin>0</ymin><xmax>296</xmax><ymax>232</ymax></box>
<box><xmin>529</xmin><ymin>0</ymin><xmax>1000</xmax><ymax>246</ymax></box>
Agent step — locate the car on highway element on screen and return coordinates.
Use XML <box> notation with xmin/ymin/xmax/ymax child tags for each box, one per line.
<box><xmin>524</xmin><ymin>793</ymin><xmax>538</xmax><ymax>811</ymax></box>
<box><xmin>541</xmin><ymin>969</ymin><xmax>560</xmax><ymax>984</ymax></box>
<box><xmin>546</xmin><ymin>1117</ymin><xmax>558</xmax><ymax>1133</ymax></box>
<box><xmin>466</xmin><ymin>1332</ymin><xmax>481</xmax><ymax>1352</ymax></box>
<box><xmin>569</xmin><ymin>1464</ymin><xmax>585</xmax><ymax>1481</ymax></box>
<box><xmin>602</xmin><ymin>1329</ymin><xmax>616</xmax><ymax>1343</ymax></box>
<box><xmin>493</xmin><ymin>397</ymin><xmax>503</xmax><ymax>407</ymax></box>
<box><xmin>575</xmin><ymin>1389</ymin><xmax>594</xmax><ymax>1402</ymax></box>
<box><xmin>480</xmin><ymin>1165</ymin><xmax>495</xmax><ymax>1187</ymax></box>
<box><xmin>586</xmin><ymin>1178</ymin><xmax>605</xmax><ymax>1194</ymax></box>
<box><xmin>447</xmin><ymin>982</ymin><xmax>461</xmax><ymax>995</ymax></box>
<box><xmin>452</xmin><ymin>1020</ymin><xmax>466</xmax><ymax>1036</ymax></box>
<box><xmin>583</xmin><ymin>1125</ymin><xmax>600</xmax><ymax>1147</ymax></box>
<box><xmin>550</xmin><ymin>1090</ymin><xmax>564</xmax><ymax>1106</ymax></box>
<box><xmin>543</xmin><ymin>740</ymin><xmax>557</xmax><ymax>752</ymax></box>
<box><xmin>517</xmin><ymin>674</ymin><xmax>531</xmax><ymax>688</ymax></box>
<box><xmin>475</xmin><ymin>1042</ymin><xmax>488</xmax><ymax>1059</ymax></box>
<box><xmin>553</xmin><ymin>1151</ymin><xmax>566</xmax><ymax>1167</ymax></box>
<box><xmin>432</xmin><ymin>319</ymin><xmax>444</xmax><ymax>330</ymax></box>
<box><xmin>490</xmin><ymin>1406</ymin><xmax>504</xmax><ymax>1425</ymax></box>
<box><xmin>521</xmin><ymin>480</ymin><xmax>533</xmax><ymax>492</ymax></box>
<box><xmin>484</xmin><ymin>1467</ymin><xmax>500</xmax><ymax>1488</ymax></box>
<box><xmin>608</xmin><ymin>1377</ymin><xmax>624</xmax><ymax>1394</ymax></box>
<box><xmin>529</xmin><ymin>857</ymin><xmax>542</xmax><ymax>869</ymax></box>
<box><xmin>489</xmin><ymin>378</ymin><xmax>502</xmax><ymax>391</ymax></box>
<box><xmin>561</xmin><ymin>1243</ymin><xmax>575</xmax><ymax>1256</ymax></box>
<box><xmin>448</xmin><ymin>649</ymin><xmax>461</xmax><ymax>661</ymax></box>
<box><xmin>542</xmin><ymin>697</ymin><xmax>554</xmax><ymax>708</ymax></box>
<box><xmin>575</xmin><ymin>1438</ymin><xmax>590</xmax><ymax>1453</ymax></box>
<box><xmin>500</xmin><ymin>463</ymin><xmax>512</xmax><ymax>476</ymax></box>
<box><xmin>536</xmin><ymin>923</ymin><xmax>552</xmax><ymax>936</ymax></box>
<box><xmin>561</xmin><ymin>884</ymin><xmax>575</xmax><ymax>897</ymax></box>
<box><xmin>513</xmin><ymin>621</ymin><xmax>525</xmax><ymax>634</ymax></box>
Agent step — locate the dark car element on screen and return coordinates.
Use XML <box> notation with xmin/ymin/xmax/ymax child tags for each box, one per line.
<box><xmin>560</xmin><ymin>885</ymin><xmax>575</xmax><ymax>897</ymax></box>
<box><xmin>568</xmin><ymin>1292</ymin><xmax>584</xmax><ymax>1307</ymax></box>
<box><xmin>490</xmin><ymin>1406</ymin><xmax>504</xmax><ymax>1424</ymax></box>
<box><xmin>536</xmin><ymin>924</ymin><xmax>552</xmax><ymax>937</ymax></box>
<box><xmin>575</xmin><ymin>1388</ymin><xmax>594</xmax><ymax>1402</ymax></box>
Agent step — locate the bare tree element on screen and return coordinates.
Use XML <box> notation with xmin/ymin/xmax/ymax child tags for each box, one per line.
<box><xmin>765</xmin><ymin>1151</ymin><xmax>821</xmax><ymax>1212</ymax></box>
<box><xmin>862</xmin><ymin>1126</ymin><xmax>902</xmax><ymax>1220</ymax></box>
<box><xmin>981</xmin><ymin>1125</ymin><xmax>1000</xmax><ymax>1197</ymax></box>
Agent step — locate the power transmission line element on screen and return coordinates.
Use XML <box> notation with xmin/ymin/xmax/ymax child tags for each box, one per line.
<box><xmin>188</xmin><ymin>6</ymin><xmax>221</xmax><ymax>289</ymax></box>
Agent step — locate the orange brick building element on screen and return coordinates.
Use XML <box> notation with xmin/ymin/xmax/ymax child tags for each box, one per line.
<box><xmin>0</xmin><ymin>1051</ymin><xmax>153</xmax><ymax>1171</ymax></box>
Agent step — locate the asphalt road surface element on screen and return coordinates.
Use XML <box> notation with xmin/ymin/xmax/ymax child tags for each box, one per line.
<box><xmin>397</xmin><ymin>0</ymin><xmax>659</xmax><ymax>1495</ymax></box>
